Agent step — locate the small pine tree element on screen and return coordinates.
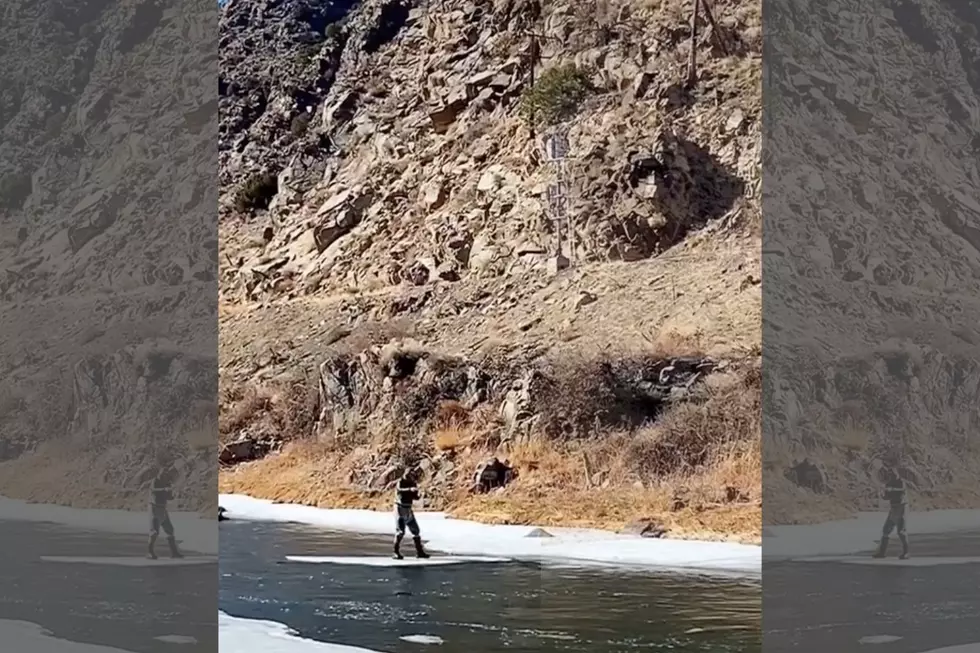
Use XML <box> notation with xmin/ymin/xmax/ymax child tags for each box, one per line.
<box><xmin>519</xmin><ymin>64</ymin><xmax>593</xmax><ymax>128</ymax></box>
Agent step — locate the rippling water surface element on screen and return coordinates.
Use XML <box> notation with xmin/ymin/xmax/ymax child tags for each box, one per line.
<box><xmin>220</xmin><ymin>520</ymin><xmax>761</xmax><ymax>652</ymax></box>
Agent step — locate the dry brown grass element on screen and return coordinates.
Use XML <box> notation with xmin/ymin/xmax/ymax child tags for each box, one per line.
<box><xmin>434</xmin><ymin>399</ymin><xmax>469</xmax><ymax>426</ymax></box>
<box><xmin>448</xmin><ymin>377</ymin><xmax>761</xmax><ymax>542</ymax></box>
<box><xmin>627</xmin><ymin>367</ymin><xmax>760</xmax><ymax>479</ymax></box>
<box><xmin>433</xmin><ymin>425</ymin><xmax>468</xmax><ymax>453</ymax></box>
<box><xmin>219</xmin><ymin>379</ymin><xmax>319</xmax><ymax>445</ymax></box>
<box><xmin>219</xmin><ymin>440</ymin><xmax>390</xmax><ymax>509</ymax></box>
<box><xmin>637</xmin><ymin>325</ymin><xmax>706</xmax><ymax>359</ymax></box>
<box><xmin>220</xmin><ymin>363</ymin><xmax>762</xmax><ymax>542</ymax></box>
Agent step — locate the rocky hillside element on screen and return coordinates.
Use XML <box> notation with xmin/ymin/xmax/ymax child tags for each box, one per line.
<box><xmin>218</xmin><ymin>0</ymin><xmax>763</xmax><ymax>538</ymax></box>
<box><xmin>765</xmin><ymin>0</ymin><xmax>980</xmax><ymax>522</ymax></box>
<box><xmin>219</xmin><ymin>0</ymin><xmax>760</xmax><ymax>300</ymax></box>
<box><xmin>0</xmin><ymin>0</ymin><xmax>217</xmax><ymax>511</ymax></box>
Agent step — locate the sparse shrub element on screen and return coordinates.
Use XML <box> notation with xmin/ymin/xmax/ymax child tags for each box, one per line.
<box><xmin>290</xmin><ymin>112</ymin><xmax>311</xmax><ymax>138</ymax></box>
<box><xmin>519</xmin><ymin>64</ymin><xmax>593</xmax><ymax>127</ymax></box>
<box><xmin>535</xmin><ymin>355</ymin><xmax>696</xmax><ymax>438</ymax></box>
<box><xmin>638</xmin><ymin>326</ymin><xmax>706</xmax><ymax>359</ymax></box>
<box><xmin>433</xmin><ymin>424</ymin><xmax>467</xmax><ymax>453</ymax></box>
<box><xmin>434</xmin><ymin>399</ymin><xmax>470</xmax><ymax>428</ymax></box>
<box><xmin>626</xmin><ymin>370</ymin><xmax>761</xmax><ymax>480</ymax></box>
<box><xmin>432</xmin><ymin>400</ymin><xmax>471</xmax><ymax>453</ymax></box>
<box><xmin>295</xmin><ymin>44</ymin><xmax>320</xmax><ymax>68</ymax></box>
<box><xmin>0</xmin><ymin>171</ymin><xmax>32</xmax><ymax>210</ymax></box>
<box><xmin>233</xmin><ymin>172</ymin><xmax>278</xmax><ymax>214</ymax></box>
<box><xmin>219</xmin><ymin>385</ymin><xmax>274</xmax><ymax>442</ymax></box>
<box><xmin>219</xmin><ymin>379</ymin><xmax>320</xmax><ymax>443</ymax></box>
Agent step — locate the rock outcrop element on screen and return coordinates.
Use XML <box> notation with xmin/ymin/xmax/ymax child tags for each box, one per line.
<box><xmin>312</xmin><ymin>338</ymin><xmax>722</xmax><ymax>443</ymax></box>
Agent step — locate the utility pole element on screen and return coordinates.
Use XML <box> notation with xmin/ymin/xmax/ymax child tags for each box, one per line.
<box><xmin>528</xmin><ymin>33</ymin><xmax>541</xmax><ymax>142</ymax></box>
<box><xmin>543</xmin><ymin>127</ymin><xmax>571</xmax><ymax>274</ymax></box>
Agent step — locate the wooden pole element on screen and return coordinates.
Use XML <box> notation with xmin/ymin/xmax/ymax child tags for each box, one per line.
<box><xmin>700</xmin><ymin>0</ymin><xmax>729</xmax><ymax>55</ymax></box>
<box><xmin>687</xmin><ymin>0</ymin><xmax>700</xmax><ymax>86</ymax></box>
<box><xmin>529</xmin><ymin>33</ymin><xmax>539</xmax><ymax>141</ymax></box>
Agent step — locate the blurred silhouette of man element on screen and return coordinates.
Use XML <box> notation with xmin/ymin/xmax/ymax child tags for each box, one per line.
<box><xmin>873</xmin><ymin>467</ymin><xmax>909</xmax><ymax>559</ymax></box>
<box><xmin>148</xmin><ymin>462</ymin><xmax>183</xmax><ymax>560</ymax></box>
<box><xmin>393</xmin><ymin>469</ymin><xmax>429</xmax><ymax>560</ymax></box>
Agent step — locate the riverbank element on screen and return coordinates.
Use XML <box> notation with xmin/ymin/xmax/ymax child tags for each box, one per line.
<box><xmin>218</xmin><ymin>461</ymin><xmax>761</xmax><ymax>545</ymax></box>
<box><xmin>219</xmin><ymin>423</ymin><xmax>762</xmax><ymax>546</ymax></box>
<box><xmin>219</xmin><ymin>493</ymin><xmax>761</xmax><ymax>574</ymax></box>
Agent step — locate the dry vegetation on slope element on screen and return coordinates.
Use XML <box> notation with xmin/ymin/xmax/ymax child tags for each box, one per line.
<box><xmin>218</xmin><ymin>0</ymin><xmax>762</xmax><ymax>540</ymax></box>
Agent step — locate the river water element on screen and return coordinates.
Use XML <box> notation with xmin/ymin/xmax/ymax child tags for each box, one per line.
<box><xmin>218</xmin><ymin>520</ymin><xmax>762</xmax><ymax>652</ymax></box>
<box><xmin>0</xmin><ymin>520</ymin><xmax>216</xmax><ymax>652</ymax></box>
<box><xmin>7</xmin><ymin>515</ymin><xmax>975</xmax><ymax>652</ymax></box>
<box><xmin>764</xmin><ymin>531</ymin><xmax>980</xmax><ymax>653</ymax></box>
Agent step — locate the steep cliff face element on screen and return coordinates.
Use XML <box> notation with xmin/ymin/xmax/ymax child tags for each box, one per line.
<box><xmin>0</xmin><ymin>0</ymin><xmax>217</xmax><ymax>510</ymax></box>
<box><xmin>217</xmin><ymin>0</ymin><xmax>763</xmax><ymax>431</ymax></box>
<box><xmin>218</xmin><ymin>0</ymin><xmax>761</xmax><ymax>303</ymax></box>
<box><xmin>764</xmin><ymin>0</ymin><xmax>980</xmax><ymax>521</ymax></box>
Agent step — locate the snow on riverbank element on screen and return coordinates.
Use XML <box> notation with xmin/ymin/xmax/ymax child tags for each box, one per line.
<box><xmin>764</xmin><ymin>509</ymin><xmax>980</xmax><ymax>560</ymax></box>
<box><xmin>219</xmin><ymin>612</ymin><xmax>380</xmax><ymax>652</ymax></box>
<box><xmin>219</xmin><ymin>493</ymin><xmax>762</xmax><ymax>574</ymax></box>
<box><xmin>0</xmin><ymin>496</ymin><xmax>217</xmax><ymax>554</ymax></box>
<box><xmin>0</xmin><ymin>619</ymin><xmax>134</xmax><ymax>653</ymax></box>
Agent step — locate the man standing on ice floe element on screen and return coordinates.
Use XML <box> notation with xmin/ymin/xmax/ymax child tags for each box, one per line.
<box><xmin>148</xmin><ymin>462</ymin><xmax>184</xmax><ymax>560</ymax></box>
<box><xmin>394</xmin><ymin>468</ymin><xmax>430</xmax><ymax>560</ymax></box>
<box><xmin>872</xmin><ymin>467</ymin><xmax>909</xmax><ymax>560</ymax></box>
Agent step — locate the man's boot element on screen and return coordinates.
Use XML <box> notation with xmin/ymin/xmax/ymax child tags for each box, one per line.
<box><xmin>898</xmin><ymin>534</ymin><xmax>910</xmax><ymax>560</ymax></box>
<box><xmin>147</xmin><ymin>534</ymin><xmax>158</xmax><ymax>560</ymax></box>
<box><xmin>413</xmin><ymin>536</ymin><xmax>430</xmax><ymax>559</ymax></box>
<box><xmin>872</xmin><ymin>536</ymin><xmax>888</xmax><ymax>558</ymax></box>
<box><xmin>167</xmin><ymin>536</ymin><xmax>184</xmax><ymax>559</ymax></box>
<box><xmin>393</xmin><ymin>534</ymin><xmax>404</xmax><ymax>560</ymax></box>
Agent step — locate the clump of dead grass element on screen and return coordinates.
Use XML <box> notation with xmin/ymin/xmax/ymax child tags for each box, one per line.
<box><xmin>626</xmin><ymin>366</ymin><xmax>760</xmax><ymax>480</ymax></box>
<box><xmin>433</xmin><ymin>425</ymin><xmax>467</xmax><ymax>452</ymax></box>
<box><xmin>219</xmin><ymin>378</ymin><xmax>319</xmax><ymax>444</ymax></box>
<box><xmin>430</xmin><ymin>401</ymin><xmax>502</xmax><ymax>454</ymax></box>
<box><xmin>434</xmin><ymin>399</ymin><xmax>469</xmax><ymax>426</ymax></box>
<box><xmin>637</xmin><ymin>325</ymin><xmax>707</xmax><ymax>359</ymax></box>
